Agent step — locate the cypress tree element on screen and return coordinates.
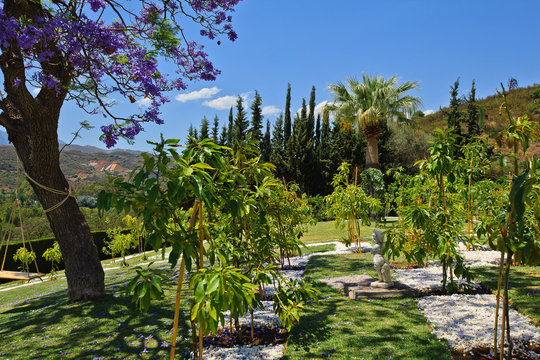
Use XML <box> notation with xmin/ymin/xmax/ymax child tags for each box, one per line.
<box><xmin>287</xmin><ymin>113</ymin><xmax>302</xmax><ymax>186</ymax></box>
<box><xmin>444</xmin><ymin>78</ymin><xmax>463</xmax><ymax>139</ymax></box>
<box><xmin>211</xmin><ymin>115</ymin><xmax>220</xmax><ymax>142</ymax></box>
<box><xmin>467</xmin><ymin>80</ymin><xmax>481</xmax><ymax>139</ymax></box>
<box><xmin>271</xmin><ymin>113</ymin><xmax>286</xmax><ymax>179</ymax></box>
<box><xmin>318</xmin><ymin>111</ymin><xmax>332</xmax><ymax>194</ymax></box>
<box><xmin>315</xmin><ymin>113</ymin><xmax>321</xmax><ymax>152</ymax></box>
<box><xmin>307</xmin><ymin>85</ymin><xmax>316</xmax><ymax>141</ymax></box>
<box><xmin>284</xmin><ymin>83</ymin><xmax>292</xmax><ymax>143</ymax></box>
<box><xmin>199</xmin><ymin>116</ymin><xmax>209</xmax><ymax>140</ymax></box>
<box><xmin>219</xmin><ymin>125</ymin><xmax>227</xmax><ymax>146</ymax></box>
<box><xmin>227</xmin><ymin>107</ymin><xmax>234</xmax><ymax>148</ymax></box>
<box><xmin>250</xmin><ymin>90</ymin><xmax>264</xmax><ymax>144</ymax></box>
<box><xmin>234</xmin><ymin>96</ymin><xmax>249</xmax><ymax>147</ymax></box>
<box><xmin>261</xmin><ymin>120</ymin><xmax>271</xmax><ymax>161</ymax></box>
<box><xmin>187</xmin><ymin>124</ymin><xmax>195</xmax><ymax>145</ymax></box>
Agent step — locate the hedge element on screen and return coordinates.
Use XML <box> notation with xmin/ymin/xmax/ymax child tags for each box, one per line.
<box><xmin>1</xmin><ymin>229</ymin><xmax>149</xmax><ymax>282</ymax></box>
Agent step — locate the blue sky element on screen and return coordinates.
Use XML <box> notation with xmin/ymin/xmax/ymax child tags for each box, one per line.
<box><xmin>55</xmin><ymin>0</ymin><xmax>540</xmax><ymax>151</ymax></box>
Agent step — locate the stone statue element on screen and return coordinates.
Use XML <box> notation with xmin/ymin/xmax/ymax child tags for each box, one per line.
<box><xmin>371</xmin><ymin>229</ymin><xmax>393</xmax><ymax>288</ymax></box>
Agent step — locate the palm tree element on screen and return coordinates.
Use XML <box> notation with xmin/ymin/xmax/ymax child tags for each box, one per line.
<box><xmin>328</xmin><ymin>74</ymin><xmax>422</xmax><ymax>169</ymax></box>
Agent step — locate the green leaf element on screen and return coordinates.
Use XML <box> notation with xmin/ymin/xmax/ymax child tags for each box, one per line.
<box><xmin>194</xmin><ymin>281</ymin><xmax>205</xmax><ymax>303</ymax></box>
<box><xmin>167</xmin><ymin>179</ymin><xmax>181</xmax><ymax>202</ymax></box>
<box><xmin>137</xmin><ymin>283</ymin><xmax>148</xmax><ymax>299</ymax></box>
<box><xmin>208</xmin><ymin>306</ymin><xmax>217</xmax><ymax>321</ymax></box>
<box><xmin>190</xmin><ymin>302</ymin><xmax>200</xmax><ymax>321</ymax></box>
<box><xmin>206</xmin><ymin>274</ymin><xmax>219</xmax><ymax>294</ymax></box>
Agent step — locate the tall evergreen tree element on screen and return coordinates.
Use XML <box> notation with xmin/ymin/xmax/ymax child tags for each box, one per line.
<box><xmin>250</xmin><ymin>90</ymin><xmax>264</xmax><ymax>144</ymax></box>
<box><xmin>211</xmin><ymin>115</ymin><xmax>220</xmax><ymax>142</ymax></box>
<box><xmin>466</xmin><ymin>80</ymin><xmax>482</xmax><ymax>139</ymax></box>
<box><xmin>219</xmin><ymin>125</ymin><xmax>227</xmax><ymax>146</ymax></box>
<box><xmin>271</xmin><ymin>113</ymin><xmax>286</xmax><ymax>179</ymax></box>
<box><xmin>444</xmin><ymin>78</ymin><xmax>463</xmax><ymax>139</ymax></box>
<box><xmin>227</xmin><ymin>107</ymin><xmax>234</xmax><ymax>148</ymax></box>
<box><xmin>291</xmin><ymin>98</ymin><xmax>315</xmax><ymax>193</ymax></box>
<box><xmin>315</xmin><ymin>113</ymin><xmax>321</xmax><ymax>152</ymax></box>
<box><xmin>233</xmin><ymin>96</ymin><xmax>249</xmax><ymax>148</ymax></box>
<box><xmin>287</xmin><ymin>113</ymin><xmax>302</xmax><ymax>186</ymax></box>
<box><xmin>284</xmin><ymin>83</ymin><xmax>292</xmax><ymax>143</ymax></box>
<box><xmin>199</xmin><ymin>116</ymin><xmax>209</xmax><ymax>140</ymax></box>
<box><xmin>318</xmin><ymin>111</ymin><xmax>333</xmax><ymax>194</ymax></box>
<box><xmin>307</xmin><ymin>85</ymin><xmax>316</xmax><ymax>141</ymax></box>
<box><xmin>261</xmin><ymin>120</ymin><xmax>271</xmax><ymax>161</ymax></box>
<box><xmin>187</xmin><ymin>124</ymin><xmax>196</xmax><ymax>145</ymax></box>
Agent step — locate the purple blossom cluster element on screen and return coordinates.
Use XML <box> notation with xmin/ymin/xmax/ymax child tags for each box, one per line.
<box><xmin>0</xmin><ymin>0</ymin><xmax>242</xmax><ymax>147</ymax></box>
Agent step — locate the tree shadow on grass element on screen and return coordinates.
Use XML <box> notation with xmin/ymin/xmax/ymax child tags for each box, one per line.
<box><xmin>470</xmin><ymin>266</ymin><xmax>540</xmax><ymax>325</ymax></box>
<box><xmin>0</xmin><ymin>266</ymin><xmax>193</xmax><ymax>359</ymax></box>
<box><xmin>283</xmin><ymin>253</ymin><xmax>452</xmax><ymax>360</ymax></box>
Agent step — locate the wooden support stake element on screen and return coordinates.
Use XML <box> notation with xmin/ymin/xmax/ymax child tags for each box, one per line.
<box><xmin>170</xmin><ymin>200</ymin><xmax>200</xmax><ymax>360</ymax></box>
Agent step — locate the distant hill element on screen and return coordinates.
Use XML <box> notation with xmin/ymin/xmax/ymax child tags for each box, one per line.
<box><xmin>417</xmin><ymin>84</ymin><xmax>540</xmax><ymax>134</ymax></box>
<box><xmin>0</xmin><ymin>146</ymin><xmax>142</xmax><ymax>196</ymax></box>
<box><xmin>0</xmin><ymin>130</ymin><xmax>8</xmax><ymax>145</ymax></box>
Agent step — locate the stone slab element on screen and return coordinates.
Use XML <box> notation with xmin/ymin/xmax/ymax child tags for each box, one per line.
<box><xmin>319</xmin><ymin>275</ymin><xmax>375</xmax><ymax>292</ymax></box>
<box><xmin>349</xmin><ymin>281</ymin><xmax>419</xmax><ymax>300</ymax></box>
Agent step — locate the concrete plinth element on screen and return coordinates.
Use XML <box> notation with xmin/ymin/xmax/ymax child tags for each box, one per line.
<box><xmin>348</xmin><ymin>281</ymin><xmax>418</xmax><ymax>300</ymax></box>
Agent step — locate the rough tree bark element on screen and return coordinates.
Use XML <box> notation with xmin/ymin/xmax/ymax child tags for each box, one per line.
<box><xmin>365</xmin><ymin>135</ymin><xmax>380</xmax><ymax>170</ymax></box>
<box><xmin>0</xmin><ymin>0</ymin><xmax>105</xmax><ymax>301</ymax></box>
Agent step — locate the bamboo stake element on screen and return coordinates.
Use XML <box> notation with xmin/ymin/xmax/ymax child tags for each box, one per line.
<box><xmin>198</xmin><ymin>201</ymin><xmax>204</xmax><ymax>360</ymax></box>
<box><xmin>502</xmin><ymin>250</ymin><xmax>513</xmax><ymax>360</ymax></box>
<box><xmin>493</xmin><ymin>251</ymin><xmax>505</xmax><ymax>358</ymax></box>
<box><xmin>170</xmin><ymin>200</ymin><xmax>200</xmax><ymax>360</ymax></box>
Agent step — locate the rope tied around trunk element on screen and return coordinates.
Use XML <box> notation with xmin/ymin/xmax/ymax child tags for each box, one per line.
<box><xmin>25</xmin><ymin>173</ymin><xmax>75</xmax><ymax>213</ymax></box>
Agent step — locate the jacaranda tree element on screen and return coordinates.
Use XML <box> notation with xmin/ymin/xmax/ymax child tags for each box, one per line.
<box><xmin>0</xmin><ymin>0</ymin><xmax>241</xmax><ymax>301</ymax></box>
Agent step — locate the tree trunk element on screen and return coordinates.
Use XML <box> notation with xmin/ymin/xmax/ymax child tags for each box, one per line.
<box><xmin>365</xmin><ymin>134</ymin><xmax>380</xmax><ymax>221</ymax></box>
<box><xmin>0</xmin><ymin>0</ymin><xmax>105</xmax><ymax>301</ymax></box>
<box><xmin>8</xmin><ymin>124</ymin><xmax>105</xmax><ymax>301</ymax></box>
<box><xmin>365</xmin><ymin>134</ymin><xmax>380</xmax><ymax>170</ymax></box>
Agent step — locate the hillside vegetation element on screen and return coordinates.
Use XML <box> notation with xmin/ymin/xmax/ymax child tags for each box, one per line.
<box><xmin>0</xmin><ymin>145</ymin><xmax>142</xmax><ymax>196</ymax></box>
<box><xmin>418</xmin><ymin>84</ymin><xmax>540</xmax><ymax>133</ymax></box>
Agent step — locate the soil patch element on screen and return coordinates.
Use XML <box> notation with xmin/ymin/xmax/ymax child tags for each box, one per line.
<box><xmin>417</xmin><ymin>282</ymin><xmax>492</xmax><ymax>297</ymax></box>
<box><xmin>203</xmin><ymin>325</ymin><xmax>288</xmax><ymax>348</ymax></box>
<box><xmin>451</xmin><ymin>340</ymin><xmax>540</xmax><ymax>360</ymax></box>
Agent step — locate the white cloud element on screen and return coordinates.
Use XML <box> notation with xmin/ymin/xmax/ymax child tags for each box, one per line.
<box><xmin>175</xmin><ymin>87</ymin><xmax>221</xmax><ymax>102</ymax></box>
<box><xmin>137</xmin><ymin>97</ymin><xmax>152</xmax><ymax>107</ymax></box>
<box><xmin>261</xmin><ymin>105</ymin><xmax>280</xmax><ymax>116</ymax></box>
<box><xmin>203</xmin><ymin>95</ymin><xmax>237</xmax><ymax>110</ymax></box>
<box><xmin>314</xmin><ymin>101</ymin><xmax>330</xmax><ymax>117</ymax></box>
<box><xmin>203</xmin><ymin>92</ymin><xmax>250</xmax><ymax>111</ymax></box>
<box><xmin>295</xmin><ymin>100</ymin><xmax>330</xmax><ymax>118</ymax></box>
<box><xmin>424</xmin><ymin>109</ymin><xmax>435</xmax><ymax>115</ymax></box>
<box><xmin>32</xmin><ymin>88</ymin><xmax>41</xmax><ymax>95</ymax></box>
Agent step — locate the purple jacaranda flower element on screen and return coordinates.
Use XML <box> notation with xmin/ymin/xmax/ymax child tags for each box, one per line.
<box><xmin>87</xmin><ymin>0</ymin><xmax>106</xmax><ymax>12</ymax></box>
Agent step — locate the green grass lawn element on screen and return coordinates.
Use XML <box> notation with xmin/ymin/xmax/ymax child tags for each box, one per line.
<box><xmin>302</xmin><ymin>243</ymin><xmax>336</xmax><ymax>255</ymax></box>
<box><xmin>301</xmin><ymin>220</ymin><xmax>397</xmax><ymax>245</ymax></box>
<box><xmin>283</xmin><ymin>253</ymin><xmax>452</xmax><ymax>360</ymax></box>
<box><xmin>470</xmin><ymin>265</ymin><xmax>540</xmax><ymax>325</ymax></box>
<box><xmin>1</xmin><ymin>239</ymin><xmax>538</xmax><ymax>360</ymax></box>
<box><xmin>0</xmin><ymin>254</ymin><xmax>192</xmax><ymax>360</ymax></box>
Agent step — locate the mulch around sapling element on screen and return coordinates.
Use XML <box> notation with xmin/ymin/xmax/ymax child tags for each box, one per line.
<box><xmin>203</xmin><ymin>325</ymin><xmax>288</xmax><ymax>348</ymax></box>
<box><xmin>389</xmin><ymin>261</ymin><xmax>423</xmax><ymax>269</ymax></box>
<box><xmin>451</xmin><ymin>340</ymin><xmax>540</xmax><ymax>360</ymax></box>
<box><xmin>280</xmin><ymin>264</ymin><xmax>305</xmax><ymax>271</ymax></box>
<box><xmin>416</xmin><ymin>282</ymin><xmax>492</xmax><ymax>297</ymax></box>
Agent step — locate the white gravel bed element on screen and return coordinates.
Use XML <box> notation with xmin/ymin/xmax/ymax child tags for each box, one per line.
<box><xmin>417</xmin><ymin>294</ymin><xmax>540</xmax><ymax>352</ymax></box>
<box><xmin>199</xmin><ymin>344</ymin><xmax>285</xmax><ymax>360</ymax></box>
<box><xmin>460</xmin><ymin>249</ymin><xmax>501</xmax><ymax>267</ymax></box>
<box><xmin>395</xmin><ymin>266</ymin><xmax>476</xmax><ymax>290</ymax></box>
<box><xmin>221</xmin><ymin>301</ymin><xmax>281</xmax><ymax>330</ymax></box>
